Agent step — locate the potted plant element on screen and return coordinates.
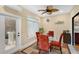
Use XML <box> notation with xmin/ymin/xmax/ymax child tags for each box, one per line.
<box><xmin>39</xmin><ymin>27</ymin><xmax>44</xmax><ymax>33</ymax></box>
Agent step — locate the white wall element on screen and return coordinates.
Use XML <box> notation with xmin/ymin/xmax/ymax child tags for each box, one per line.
<box><xmin>42</xmin><ymin>13</ymin><xmax>71</xmax><ymax>41</ymax></box>
<box><xmin>41</xmin><ymin>5</ymin><xmax>79</xmax><ymax>43</ymax></box>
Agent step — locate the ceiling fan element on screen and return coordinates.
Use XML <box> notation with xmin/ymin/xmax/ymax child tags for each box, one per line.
<box><xmin>38</xmin><ymin>6</ymin><xmax>59</xmax><ymax>15</ymax></box>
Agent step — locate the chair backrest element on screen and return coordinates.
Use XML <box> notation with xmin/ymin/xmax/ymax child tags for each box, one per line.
<box><xmin>48</xmin><ymin>31</ymin><xmax>54</xmax><ymax>37</ymax></box>
<box><xmin>36</xmin><ymin>32</ymin><xmax>40</xmax><ymax>38</ymax></box>
<box><xmin>36</xmin><ymin>32</ymin><xmax>41</xmax><ymax>43</ymax></box>
<box><xmin>38</xmin><ymin>35</ymin><xmax>49</xmax><ymax>51</ymax></box>
<box><xmin>59</xmin><ymin>33</ymin><xmax>64</xmax><ymax>43</ymax></box>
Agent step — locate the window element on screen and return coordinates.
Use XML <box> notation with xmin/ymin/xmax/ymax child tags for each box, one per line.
<box><xmin>27</xmin><ymin>17</ymin><xmax>39</xmax><ymax>39</ymax></box>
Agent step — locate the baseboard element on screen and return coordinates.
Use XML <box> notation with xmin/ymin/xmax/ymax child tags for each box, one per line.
<box><xmin>19</xmin><ymin>40</ymin><xmax>36</xmax><ymax>51</ymax></box>
<box><xmin>68</xmin><ymin>44</ymin><xmax>78</xmax><ymax>54</ymax></box>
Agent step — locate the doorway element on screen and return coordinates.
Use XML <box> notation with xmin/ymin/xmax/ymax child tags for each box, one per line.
<box><xmin>0</xmin><ymin>13</ymin><xmax>21</xmax><ymax>53</ymax></box>
<box><xmin>72</xmin><ymin>12</ymin><xmax>79</xmax><ymax>45</ymax></box>
<box><xmin>72</xmin><ymin>12</ymin><xmax>79</xmax><ymax>52</ymax></box>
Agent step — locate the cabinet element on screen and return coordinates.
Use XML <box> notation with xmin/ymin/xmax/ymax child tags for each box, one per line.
<box><xmin>75</xmin><ymin>33</ymin><xmax>79</xmax><ymax>44</ymax></box>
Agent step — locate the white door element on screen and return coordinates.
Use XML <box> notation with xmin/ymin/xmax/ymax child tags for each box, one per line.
<box><xmin>0</xmin><ymin>14</ymin><xmax>21</xmax><ymax>54</ymax></box>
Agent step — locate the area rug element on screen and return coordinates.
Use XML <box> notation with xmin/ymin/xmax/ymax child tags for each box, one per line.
<box><xmin>16</xmin><ymin>43</ymin><xmax>70</xmax><ymax>54</ymax></box>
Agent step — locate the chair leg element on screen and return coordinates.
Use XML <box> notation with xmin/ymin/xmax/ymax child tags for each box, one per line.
<box><xmin>48</xmin><ymin>50</ymin><xmax>50</xmax><ymax>54</ymax></box>
<box><xmin>37</xmin><ymin>43</ymin><xmax>39</xmax><ymax>49</ymax></box>
<box><xmin>39</xmin><ymin>49</ymin><xmax>41</xmax><ymax>54</ymax></box>
<box><xmin>39</xmin><ymin>51</ymin><xmax>40</xmax><ymax>54</ymax></box>
<box><xmin>50</xmin><ymin>47</ymin><xmax>52</xmax><ymax>52</ymax></box>
<box><xmin>60</xmin><ymin>47</ymin><xmax>62</xmax><ymax>54</ymax></box>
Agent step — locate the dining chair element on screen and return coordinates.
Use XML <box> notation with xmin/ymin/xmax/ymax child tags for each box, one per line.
<box><xmin>38</xmin><ymin>34</ymin><xmax>52</xmax><ymax>53</ymax></box>
<box><xmin>51</xmin><ymin>33</ymin><xmax>64</xmax><ymax>54</ymax></box>
<box><xmin>36</xmin><ymin>32</ymin><xmax>42</xmax><ymax>47</ymax></box>
<box><xmin>47</xmin><ymin>31</ymin><xmax>54</xmax><ymax>37</ymax></box>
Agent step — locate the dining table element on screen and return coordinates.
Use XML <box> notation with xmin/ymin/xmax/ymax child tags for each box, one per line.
<box><xmin>43</xmin><ymin>32</ymin><xmax>55</xmax><ymax>43</ymax></box>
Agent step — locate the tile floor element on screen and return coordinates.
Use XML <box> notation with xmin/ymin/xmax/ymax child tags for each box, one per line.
<box><xmin>15</xmin><ymin>43</ymin><xmax>70</xmax><ymax>54</ymax></box>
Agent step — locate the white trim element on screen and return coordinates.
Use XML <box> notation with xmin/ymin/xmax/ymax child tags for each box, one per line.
<box><xmin>27</xmin><ymin>16</ymin><xmax>40</xmax><ymax>23</ymax></box>
<box><xmin>16</xmin><ymin>17</ymin><xmax>21</xmax><ymax>49</ymax></box>
<box><xmin>0</xmin><ymin>12</ymin><xmax>20</xmax><ymax>18</ymax></box>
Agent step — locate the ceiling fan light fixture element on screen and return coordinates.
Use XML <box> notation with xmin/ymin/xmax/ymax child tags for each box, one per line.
<box><xmin>46</xmin><ymin>19</ymin><xmax>50</xmax><ymax>22</ymax></box>
<box><xmin>38</xmin><ymin>6</ymin><xmax>59</xmax><ymax>15</ymax></box>
<box><xmin>47</xmin><ymin>12</ymin><xmax>52</xmax><ymax>15</ymax></box>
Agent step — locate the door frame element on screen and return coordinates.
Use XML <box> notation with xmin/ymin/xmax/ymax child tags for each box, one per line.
<box><xmin>0</xmin><ymin>13</ymin><xmax>21</xmax><ymax>53</ymax></box>
<box><xmin>72</xmin><ymin>12</ymin><xmax>79</xmax><ymax>45</ymax></box>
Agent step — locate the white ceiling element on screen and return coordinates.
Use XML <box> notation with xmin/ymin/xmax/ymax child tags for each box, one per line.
<box><xmin>21</xmin><ymin>5</ymin><xmax>74</xmax><ymax>17</ymax></box>
<box><xmin>5</xmin><ymin>5</ymin><xmax>74</xmax><ymax>17</ymax></box>
<box><xmin>5</xmin><ymin>5</ymin><xmax>22</xmax><ymax>12</ymax></box>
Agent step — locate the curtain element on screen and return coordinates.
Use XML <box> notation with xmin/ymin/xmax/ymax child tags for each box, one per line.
<box><xmin>27</xmin><ymin>17</ymin><xmax>39</xmax><ymax>40</ymax></box>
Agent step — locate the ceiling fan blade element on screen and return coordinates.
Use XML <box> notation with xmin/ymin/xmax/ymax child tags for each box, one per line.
<box><xmin>52</xmin><ymin>9</ymin><xmax>59</xmax><ymax>12</ymax></box>
<box><xmin>38</xmin><ymin>10</ymin><xmax>46</xmax><ymax>11</ymax></box>
<box><xmin>41</xmin><ymin>11</ymin><xmax>47</xmax><ymax>14</ymax></box>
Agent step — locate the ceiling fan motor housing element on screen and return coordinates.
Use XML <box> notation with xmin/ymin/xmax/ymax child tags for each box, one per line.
<box><xmin>46</xmin><ymin>9</ymin><xmax>52</xmax><ymax>12</ymax></box>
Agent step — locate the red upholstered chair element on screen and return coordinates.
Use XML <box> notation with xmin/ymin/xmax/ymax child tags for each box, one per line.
<box><xmin>51</xmin><ymin>33</ymin><xmax>64</xmax><ymax>54</ymax></box>
<box><xmin>38</xmin><ymin>35</ymin><xmax>51</xmax><ymax>53</ymax></box>
<box><xmin>47</xmin><ymin>31</ymin><xmax>54</xmax><ymax>37</ymax></box>
<box><xmin>36</xmin><ymin>32</ymin><xmax>42</xmax><ymax>47</ymax></box>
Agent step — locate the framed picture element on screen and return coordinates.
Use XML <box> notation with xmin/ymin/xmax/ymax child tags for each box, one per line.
<box><xmin>55</xmin><ymin>21</ymin><xmax>64</xmax><ymax>24</ymax></box>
